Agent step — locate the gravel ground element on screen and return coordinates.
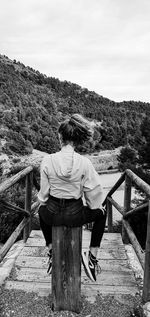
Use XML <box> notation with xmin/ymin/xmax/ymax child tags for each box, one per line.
<box><xmin>0</xmin><ymin>287</ymin><xmax>144</xmax><ymax>317</ymax></box>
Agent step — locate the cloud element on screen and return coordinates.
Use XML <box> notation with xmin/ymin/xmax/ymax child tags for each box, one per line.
<box><xmin>0</xmin><ymin>0</ymin><xmax>150</xmax><ymax>101</ymax></box>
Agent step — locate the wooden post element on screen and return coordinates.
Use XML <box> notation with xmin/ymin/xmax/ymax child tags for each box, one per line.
<box><xmin>122</xmin><ymin>174</ymin><xmax>132</xmax><ymax>244</ymax></box>
<box><xmin>52</xmin><ymin>226</ymin><xmax>82</xmax><ymax>313</ymax></box>
<box><xmin>143</xmin><ymin>200</ymin><xmax>150</xmax><ymax>302</ymax></box>
<box><xmin>23</xmin><ymin>171</ymin><xmax>33</xmax><ymax>241</ymax></box>
<box><xmin>107</xmin><ymin>197</ymin><xmax>113</xmax><ymax>232</ymax></box>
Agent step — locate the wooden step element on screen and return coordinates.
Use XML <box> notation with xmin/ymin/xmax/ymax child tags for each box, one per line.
<box><xmin>3</xmin><ymin>231</ymin><xmax>139</xmax><ymax>302</ymax></box>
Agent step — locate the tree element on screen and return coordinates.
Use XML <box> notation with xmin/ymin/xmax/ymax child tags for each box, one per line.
<box><xmin>117</xmin><ymin>146</ymin><xmax>138</xmax><ymax>171</ymax></box>
<box><xmin>138</xmin><ymin>117</ymin><xmax>150</xmax><ymax>169</ymax></box>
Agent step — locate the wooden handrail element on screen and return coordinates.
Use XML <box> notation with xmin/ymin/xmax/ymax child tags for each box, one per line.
<box><xmin>126</xmin><ymin>169</ymin><xmax>150</xmax><ymax>197</ymax></box>
<box><xmin>1</xmin><ymin>166</ymin><xmax>150</xmax><ymax>302</ymax></box>
<box><xmin>103</xmin><ymin>168</ymin><xmax>150</xmax><ymax>302</ymax></box>
<box><xmin>0</xmin><ymin>200</ymin><xmax>30</xmax><ymax>216</ymax></box>
<box><xmin>0</xmin><ymin>166</ymin><xmax>33</xmax><ymax>194</ymax></box>
<box><xmin>102</xmin><ymin>171</ymin><xmax>125</xmax><ymax>205</ymax></box>
<box><xmin>0</xmin><ymin>166</ymin><xmax>40</xmax><ymax>262</ymax></box>
<box><xmin>124</xmin><ymin>202</ymin><xmax>148</xmax><ymax>219</ymax></box>
<box><xmin>107</xmin><ymin>196</ymin><xmax>124</xmax><ymax>215</ymax></box>
<box><xmin>122</xmin><ymin>219</ymin><xmax>145</xmax><ymax>269</ymax></box>
<box><xmin>0</xmin><ymin>200</ymin><xmax>39</xmax><ymax>261</ymax></box>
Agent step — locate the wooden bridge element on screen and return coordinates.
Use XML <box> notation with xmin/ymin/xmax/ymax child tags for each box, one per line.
<box><xmin>0</xmin><ymin>166</ymin><xmax>150</xmax><ymax>312</ymax></box>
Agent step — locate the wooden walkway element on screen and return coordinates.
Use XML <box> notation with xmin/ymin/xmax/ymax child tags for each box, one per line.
<box><xmin>3</xmin><ymin>229</ymin><xmax>139</xmax><ymax>303</ymax></box>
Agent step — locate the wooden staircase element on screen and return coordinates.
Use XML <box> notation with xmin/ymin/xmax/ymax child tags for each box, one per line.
<box><xmin>2</xmin><ymin>229</ymin><xmax>139</xmax><ymax>303</ymax></box>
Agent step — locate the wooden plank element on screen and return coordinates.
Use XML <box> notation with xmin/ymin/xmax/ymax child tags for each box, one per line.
<box><xmin>29</xmin><ymin>231</ymin><xmax>123</xmax><ymax>244</ymax></box>
<box><xmin>19</xmin><ymin>246</ymin><xmax>47</xmax><ymax>257</ymax></box>
<box><xmin>4</xmin><ymin>281</ymin><xmax>138</xmax><ymax>296</ymax></box>
<box><xmin>98</xmin><ymin>259</ymin><xmax>131</xmax><ymax>272</ymax></box>
<box><xmin>97</xmin><ymin>248</ymin><xmax>127</xmax><ymax>260</ymax></box>
<box><xmin>11</xmin><ymin>266</ymin><xmax>136</xmax><ymax>287</ymax></box>
<box><xmin>26</xmin><ymin>238</ymin><xmax>124</xmax><ymax>248</ymax></box>
<box><xmin>12</xmin><ymin>260</ymin><xmax>131</xmax><ymax>275</ymax></box>
<box><xmin>19</xmin><ymin>245</ymin><xmax>126</xmax><ymax>260</ymax></box>
<box><xmin>12</xmin><ymin>267</ymin><xmax>49</xmax><ymax>282</ymax></box>
<box><xmin>29</xmin><ymin>230</ymin><xmax>44</xmax><ymax>238</ymax></box>
<box><xmin>15</xmin><ymin>256</ymin><xmax>48</xmax><ymax>268</ymax></box>
<box><xmin>15</xmin><ymin>257</ymin><xmax>130</xmax><ymax>272</ymax></box>
<box><xmin>82</xmin><ymin>271</ymin><xmax>136</xmax><ymax>286</ymax></box>
<box><xmin>83</xmin><ymin>231</ymin><xmax>122</xmax><ymax>241</ymax></box>
<box><xmin>82</xmin><ymin>284</ymin><xmax>138</xmax><ymax>296</ymax></box>
<box><xmin>4</xmin><ymin>281</ymin><xmax>51</xmax><ymax>296</ymax></box>
<box><xmin>82</xmin><ymin>242</ymin><xmax>125</xmax><ymax>249</ymax></box>
<box><xmin>25</xmin><ymin>238</ymin><xmax>46</xmax><ymax>247</ymax></box>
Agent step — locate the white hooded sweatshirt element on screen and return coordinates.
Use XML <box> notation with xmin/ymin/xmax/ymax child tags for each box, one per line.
<box><xmin>38</xmin><ymin>145</ymin><xmax>103</xmax><ymax>209</ymax></box>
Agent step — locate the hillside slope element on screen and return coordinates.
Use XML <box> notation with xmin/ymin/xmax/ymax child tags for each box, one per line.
<box><xmin>0</xmin><ymin>54</ymin><xmax>150</xmax><ymax>157</ymax></box>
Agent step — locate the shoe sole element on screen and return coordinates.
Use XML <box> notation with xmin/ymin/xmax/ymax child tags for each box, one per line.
<box><xmin>81</xmin><ymin>252</ymin><xmax>95</xmax><ymax>282</ymax></box>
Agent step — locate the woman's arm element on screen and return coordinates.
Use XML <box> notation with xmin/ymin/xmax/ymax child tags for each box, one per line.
<box><xmin>83</xmin><ymin>158</ymin><xmax>104</xmax><ymax>209</ymax></box>
<box><xmin>37</xmin><ymin>157</ymin><xmax>50</xmax><ymax>205</ymax></box>
<box><xmin>84</xmin><ymin>185</ymin><xmax>103</xmax><ymax>209</ymax></box>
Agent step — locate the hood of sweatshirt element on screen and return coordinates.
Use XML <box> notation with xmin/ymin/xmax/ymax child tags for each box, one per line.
<box><xmin>51</xmin><ymin>145</ymin><xmax>81</xmax><ymax>179</ymax></box>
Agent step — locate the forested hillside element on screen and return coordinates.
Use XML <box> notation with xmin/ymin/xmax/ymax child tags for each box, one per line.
<box><xmin>0</xmin><ymin>54</ymin><xmax>150</xmax><ymax>155</ymax></box>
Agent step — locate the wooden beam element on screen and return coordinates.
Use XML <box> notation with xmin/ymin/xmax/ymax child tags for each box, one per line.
<box><xmin>126</xmin><ymin>169</ymin><xmax>150</xmax><ymax>197</ymax></box>
<box><xmin>23</xmin><ymin>172</ymin><xmax>33</xmax><ymax>242</ymax></box>
<box><xmin>0</xmin><ymin>200</ymin><xmax>30</xmax><ymax>216</ymax></box>
<box><xmin>52</xmin><ymin>226</ymin><xmax>82</xmax><ymax>313</ymax></box>
<box><xmin>103</xmin><ymin>172</ymin><xmax>125</xmax><ymax>206</ymax></box>
<box><xmin>0</xmin><ymin>216</ymin><xmax>30</xmax><ymax>262</ymax></box>
<box><xmin>143</xmin><ymin>200</ymin><xmax>150</xmax><ymax>302</ymax></box>
<box><xmin>107</xmin><ymin>196</ymin><xmax>124</xmax><ymax>215</ymax></box>
<box><xmin>122</xmin><ymin>175</ymin><xmax>132</xmax><ymax>244</ymax></box>
<box><xmin>0</xmin><ymin>200</ymin><xmax>39</xmax><ymax>262</ymax></box>
<box><xmin>124</xmin><ymin>202</ymin><xmax>148</xmax><ymax>219</ymax></box>
<box><xmin>0</xmin><ymin>166</ymin><xmax>33</xmax><ymax>194</ymax></box>
<box><xmin>122</xmin><ymin>219</ymin><xmax>145</xmax><ymax>269</ymax></box>
<box><xmin>107</xmin><ymin>198</ymin><xmax>113</xmax><ymax>232</ymax></box>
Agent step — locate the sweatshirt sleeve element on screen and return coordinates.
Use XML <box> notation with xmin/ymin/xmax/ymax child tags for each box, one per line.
<box><xmin>37</xmin><ymin>156</ymin><xmax>50</xmax><ymax>204</ymax></box>
<box><xmin>83</xmin><ymin>158</ymin><xmax>103</xmax><ymax>209</ymax></box>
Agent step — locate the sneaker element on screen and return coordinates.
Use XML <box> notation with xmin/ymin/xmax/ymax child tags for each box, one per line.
<box><xmin>82</xmin><ymin>251</ymin><xmax>95</xmax><ymax>282</ymax></box>
<box><xmin>47</xmin><ymin>249</ymin><xmax>52</xmax><ymax>274</ymax></box>
<box><xmin>88</xmin><ymin>251</ymin><xmax>101</xmax><ymax>282</ymax></box>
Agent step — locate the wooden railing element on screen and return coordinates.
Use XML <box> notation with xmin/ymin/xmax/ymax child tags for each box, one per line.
<box><xmin>103</xmin><ymin>169</ymin><xmax>150</xmax><ymax>303</ymax></box>
<box><xmin>1</xmin><ymin>166</ymin><xmax>150</xmax><ymax>303</ymax></box>
<box><xmin>0</xmin><ymin>166</ymin><xmax>40</xmax><ymax>262</ymax></box>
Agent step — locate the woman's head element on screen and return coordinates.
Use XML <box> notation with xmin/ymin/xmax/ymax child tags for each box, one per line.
<box><xmin>58</xmin><ymin>114</ymin><xmax>93</xmax><ymax>147</ymax></box>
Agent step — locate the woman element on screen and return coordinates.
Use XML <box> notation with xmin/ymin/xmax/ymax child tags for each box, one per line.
<box><xmin>38</xmin><ymin>114</ymin><xmax>106</xmax><ymax>282</ymax></box>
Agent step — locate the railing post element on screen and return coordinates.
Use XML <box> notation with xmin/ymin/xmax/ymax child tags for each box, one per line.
<box><xmin>52</xmin><ymin>226</ymin><xmax>82</xmax><ymax>313</ymax></box>
<box><xmin>122</xmin><ymin>174</ymin><xmax>132</xmax><ymax>244</ymax></box>
<box><xmin>143</xmin><ymin>199</ymin><xmax>150</xmax><ymax>302</ymax></box>
<box><xmin>107</xmin><ymin>197</ymin><xmax>113</xmax><ymax>232</ymax></box>
<box><xmin>23</xmin><ymin>171</ymin><xmax>33</xmax><ymax>242</ymax></box>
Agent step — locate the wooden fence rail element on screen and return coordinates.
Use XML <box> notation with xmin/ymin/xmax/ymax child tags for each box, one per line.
<box><xmin>1</xmin><ymin>166</ymin><xmax>150</xmax><ymax>303</ymax></box>
<box><xmin>0</xmin><ymin>166</ymin><xmax>39</xmax><ymax>262</ymax></box>
<box><xmin>103</xmin><ymin>168</ymin><xmax>150</xmax><ymax>303</ymax></box>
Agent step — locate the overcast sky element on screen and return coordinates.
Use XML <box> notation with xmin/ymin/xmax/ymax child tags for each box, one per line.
<box><xmin>0</xmin><ymin>0</ymin><xmax>150</xmax><ymax>102</ymax></box>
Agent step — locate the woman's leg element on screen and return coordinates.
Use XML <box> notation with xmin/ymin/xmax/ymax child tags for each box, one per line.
<box><xmin>82</xmin><ymin>206</ymin><xmax>107</xmax><ymax>251</ymax></box>
<box><xmin>90</xmin><ymin>208</ymin><xmax>107</xmax><ymax>257</ymax></box>
<box><xmin>81</xmin><ymin>206</ymin><xmax>107</xmax><ymax>281</ymax></box>
<box><xmin>38</xmin><ymin>206</ymin><xmax>52</xmax><ymax>248</ymax></box>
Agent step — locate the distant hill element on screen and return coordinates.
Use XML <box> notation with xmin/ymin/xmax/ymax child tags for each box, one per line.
<box><xmin>0</xmin><ymin>54</ymin><xmax>150</xmax><ymax>156</ymax></box>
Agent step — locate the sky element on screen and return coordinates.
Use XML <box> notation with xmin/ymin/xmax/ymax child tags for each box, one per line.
<box><xmin>0</xmin><ymin>0</ymin><xmax>150</xmax><ymax>102</ymax></box>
